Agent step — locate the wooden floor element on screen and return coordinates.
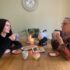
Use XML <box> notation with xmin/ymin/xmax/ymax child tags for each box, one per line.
<box><xmin>0</xmin><ymin>42</ymin><xmax>70</xmax><ymax>70</ymax></box>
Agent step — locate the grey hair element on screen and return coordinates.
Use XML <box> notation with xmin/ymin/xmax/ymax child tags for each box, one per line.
<box><xmin>65</xmin><ymin>17</ymin><xmax>70</xmax><ymax>21</ymax></box>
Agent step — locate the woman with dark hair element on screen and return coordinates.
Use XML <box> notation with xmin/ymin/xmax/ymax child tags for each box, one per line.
<box><xmin>0</xmin><ymin>19</ymin><xmax>22</xmax><ymax>57</ymax></box>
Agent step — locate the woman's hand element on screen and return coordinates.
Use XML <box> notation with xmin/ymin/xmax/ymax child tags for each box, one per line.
<box><xmin>52</xmin><ymin>31</ymin><xmax>60</xmax><ymax>40</ymax></box>
<box><xmin>9</xmin><ymin>34</ymin><xmax>16</xmax><ymax>41</ymax></box>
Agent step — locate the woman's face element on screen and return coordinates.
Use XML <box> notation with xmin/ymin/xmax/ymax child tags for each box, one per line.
<box><xmin>62</xmin><ymin>19</ymin><xmax>70</xmax><ymax>33</ymax></box>
<box><xmin>2</xmin><ymin>21</ymin><xmax>11</xmax><ymax>33</ymax></box>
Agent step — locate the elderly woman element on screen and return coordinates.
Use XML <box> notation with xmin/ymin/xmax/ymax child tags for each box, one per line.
<box><xmin>49</xmin><ymin>17</ymin><xmax>70</xmax><ymax>60</ymax></box>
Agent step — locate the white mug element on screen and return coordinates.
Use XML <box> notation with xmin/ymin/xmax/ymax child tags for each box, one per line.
<box><xmin>22</xmin><ymin>50</ymin><xmax>28</xmax><ymax>60</ymax></box>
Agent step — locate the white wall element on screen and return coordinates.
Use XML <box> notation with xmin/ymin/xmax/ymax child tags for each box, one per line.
<box><xmin>0</xmin><ymin>0</ymin><xmax>69</xmax><ymax>38</ymax></box>
<box><xmin>66</xmin><ymin>0</ymin><xmax>70</xmax><ymax>16</ymax></box>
